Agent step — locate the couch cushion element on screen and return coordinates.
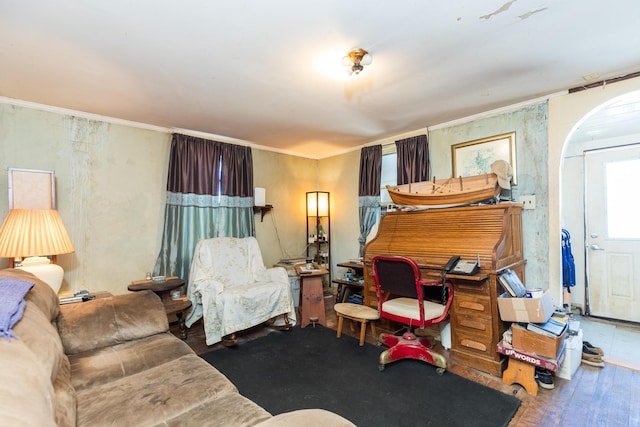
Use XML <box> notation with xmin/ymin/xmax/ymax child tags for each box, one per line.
<box><xmin>1</xmin><ymin>269</ymin><xmax>64</xmax><ymax>385</ymax></box>
<box><xmin>53</xmin><ymin>355</ymin><xmax>77</xmax><ymax>427</ymax></box>
<box><xmin>58</xmin><ymin>290</ymin><xmax>168</xmax><ymax>354</ymax></box>
<box><xmin>0</xmin><ymin>338</ymin><xmax>57</xmax><ymax>427</ymax></box>
<box><xmin>13</xmin><ymin>299</ymin><xmax>66</xmax><ymax>383</ymax></box>
<box><xmin>255</xmin><ymin>409</ymin><xmax>357</xmax><ymax>427</ymax></box>
<box><xmin>75</xmin><ymin>354</ymin><xmax>238</xmax><ymax>426</ymax></box>
<box><xmin>1</xmin><ymin>269</ymin><xmax>69</xmax><ymax>426</ymax></box>
<box><xmin>164</xmin><ymin>391</ymin><xmax>272</xmax><ymax>427</ymax></box>
<box><xmin>69</xmin><ymin>332</ymin><xmax>195</xmax><ymax>391</ymax></box>
<box><xmin>1</xmin><ymin>268</ymin><xmax>60</xmax><ymax>322</ymax></box>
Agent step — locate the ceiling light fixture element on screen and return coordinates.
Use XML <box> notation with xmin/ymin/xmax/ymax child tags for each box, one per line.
<box><xmin>342</xmin><ymin>48</ymin><xmax>373</xmax><ymax>75</ymax></box>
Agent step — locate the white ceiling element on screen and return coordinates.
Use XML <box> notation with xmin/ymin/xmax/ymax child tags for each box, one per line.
<box><xmin>2</xmin><ymin>1</ymin><xmax>640</xmax><ymax>158</ymax></box>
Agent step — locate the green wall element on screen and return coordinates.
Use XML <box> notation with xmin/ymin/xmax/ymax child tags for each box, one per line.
<box><xmin>429</xmin><ymin>102</ymin><xmax>549</xmax><ymax>288</ymax></box>
<box><xmin>6</xmin><ymin>76</ymin><xmax>639</xmax><ymax>304</ymax></box>
<box><xmin>252</xmin><ymin>149</ymin><xmax>318</xmax><ymax>267</ymax></box>
<box><xmin>0</xmin><ymin>103</ymin><xmax>171</xmax><ymax>295</ymax></box>
<box><xmin>0</xmin><ymin>102</ymin><xmax>317</xmax><ymax>296</ymax></box>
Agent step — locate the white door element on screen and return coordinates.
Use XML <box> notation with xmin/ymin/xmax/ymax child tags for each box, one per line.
<box><xmin>585</xmin><ymin>144</ymin><xmax>640</xmax><ymax>322</ymax></box>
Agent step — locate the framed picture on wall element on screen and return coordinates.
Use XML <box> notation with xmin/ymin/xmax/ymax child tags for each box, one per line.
<box><xmin>8</xmin><ymin>167</ymin><xmax>56</xmax><ymax>209</ymax></box>
<box><xmin>451</xmin><ymin>132</ymin><xmax>517</xmax><ymax>185</ymax></box>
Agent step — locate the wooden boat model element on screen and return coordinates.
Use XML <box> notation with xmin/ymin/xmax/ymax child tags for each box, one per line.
<box><xmin>386</xmin><ymin>173</ymin><xmax>501</xmax><ymax>207</ymax></box>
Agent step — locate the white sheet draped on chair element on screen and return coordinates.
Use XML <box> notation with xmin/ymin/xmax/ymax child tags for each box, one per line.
<box><xmin>185</xmin><ymin>237</ymin><xmax>296</xmax><ymax>345</ymax></box>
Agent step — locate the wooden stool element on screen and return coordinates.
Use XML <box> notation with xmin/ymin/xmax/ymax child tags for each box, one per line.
<box><xmin>334</xmin><ymin>303</ymin><xmax>379</xmax><ymax>346</ymax></box>
<box><xmin>502</xmin><ymin>357</ymin><xmax>539</xmax><ymax>396</ymax></box>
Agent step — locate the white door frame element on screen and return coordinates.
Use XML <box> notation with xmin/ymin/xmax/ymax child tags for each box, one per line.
<box><xmin>552</xmin><ymin>82</ymin><xmax>640</xmax><ymax>311</ymax></box>
<box><xmin>584</xmin><ymin>144</ymin><xmax>640</xmax><ymax>322</ymax></box>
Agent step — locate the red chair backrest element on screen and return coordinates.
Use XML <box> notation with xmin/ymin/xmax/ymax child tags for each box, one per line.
<box><xmin>372</xmin><ymin>256</ymin><xmax>421</xmax><ymax>299</ymax></box>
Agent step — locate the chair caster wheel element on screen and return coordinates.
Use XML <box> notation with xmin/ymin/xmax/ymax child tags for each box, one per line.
<box><xmin>436</xmin><ymin>367</ymin><xmax>446</xmax><ymax>376</ymax></box>
<box><xmin>378</xmin><ymin>364</ymin><xmax>385</xmax><ymax>372</ymax></box>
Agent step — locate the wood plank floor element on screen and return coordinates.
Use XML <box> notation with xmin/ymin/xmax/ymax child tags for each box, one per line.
<box><xmin>170</xmin><ymin>300</ymin><xmax>640</xmax><ymax>427</ymax></box>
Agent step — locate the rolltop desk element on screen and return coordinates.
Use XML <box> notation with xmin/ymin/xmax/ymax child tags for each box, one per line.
<box><xmin>363</xmin><ymin>202</ymin><xmax>524</xmax><ymax>376</ymax></box>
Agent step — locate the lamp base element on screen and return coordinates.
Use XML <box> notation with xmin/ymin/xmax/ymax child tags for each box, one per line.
<box><xmin>17</xmin><ymin>256</ymin><xmax>64</xmax><ymax>294</ymax></box>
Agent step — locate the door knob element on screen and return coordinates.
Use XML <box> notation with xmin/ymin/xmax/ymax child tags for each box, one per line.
<box><xmin>590</xmin><ymin>244</ymin><xmax>605</xmax><ymax>251</ymax></box>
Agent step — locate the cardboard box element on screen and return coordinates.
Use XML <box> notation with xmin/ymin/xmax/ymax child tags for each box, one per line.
<box><xmin>511</xmin><ymin>323</ymin><xmax>566</xmax><ymax>359</ymax></box>
<box><xmin>497</xmin><ymin>289</ymin><xmax>554</xmax><ymax>323</ymax></box>
<box><xmin>497</xmin><ymin>340</ymin><xmax>565</xmax><ymax>372</ymax></box>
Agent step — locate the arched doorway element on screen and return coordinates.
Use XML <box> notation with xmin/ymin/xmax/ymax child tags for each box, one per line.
<box><xmin>561</xmin><ymin>91</ymin><xmax>640</xmax><ymax>322</ymax></box>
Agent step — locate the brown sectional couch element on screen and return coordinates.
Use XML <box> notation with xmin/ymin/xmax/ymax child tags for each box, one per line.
<box><xmin>0</xmin><ymin>269</ymin><xmax>354</xmax><ymax>426</ymax></box>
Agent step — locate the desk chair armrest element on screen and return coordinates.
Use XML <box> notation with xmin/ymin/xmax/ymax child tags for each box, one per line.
<box><xmin>418</xmin><ymin>279</ymin><xmax>454</xmax><ymax>324</ymax></box>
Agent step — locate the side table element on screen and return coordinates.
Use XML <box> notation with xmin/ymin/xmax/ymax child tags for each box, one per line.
<box><xmin>163</xmin><ymin>298</ymin><xmax>193</xmax><ymax>339</ymax></box>
<box><xmin>296</xmin><ymin>266</ymin><xmax>328</xmax><ymax>328</ymax></box>
<box><xmin>127</xmin><ymin>277</ymin><xmax>192</xmax><ymax>339</ymax></box>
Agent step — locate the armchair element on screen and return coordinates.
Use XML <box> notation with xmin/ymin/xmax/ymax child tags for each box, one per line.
<box><xmin>185</xmin><ymin>237</ymin><xmax>296</xmax><ymax>345</ymax></box>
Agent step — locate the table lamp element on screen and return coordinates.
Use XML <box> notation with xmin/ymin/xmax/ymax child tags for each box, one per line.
<box><xmin>0</xmin><ymin>209</ymin><xmax>75</xmax><ymax>293</ymax></box>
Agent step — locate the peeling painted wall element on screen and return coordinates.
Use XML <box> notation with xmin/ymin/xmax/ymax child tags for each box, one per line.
<box><xmin>0</xmin><ymin>104</ymin><xmax>171</xmax><ymax>295</ymax></box>
<box><xmin>0</xmin><ymin>103</ymin><xmax>326</xmax><ymax>296</ymax></box>
<box><xmin>429</xmin><ymin>103</ymin><xmax>549</xmax><ymax>289</ymax></box>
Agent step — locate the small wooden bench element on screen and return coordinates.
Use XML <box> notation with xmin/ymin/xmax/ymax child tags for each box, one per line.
<box><xmin>334</xmin><ymin>303</ymin><xmax>379</xmax><ymax>346</ymax></box>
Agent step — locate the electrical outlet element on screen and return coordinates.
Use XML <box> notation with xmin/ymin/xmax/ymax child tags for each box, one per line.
<box><xmin>519</xmin><ymin>195</ymin><xmax>536</xmax><ymax>210</ymax></box>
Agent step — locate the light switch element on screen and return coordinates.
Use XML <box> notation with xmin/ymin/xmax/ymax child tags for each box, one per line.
<box><xmin>519</xmin><ymin>195</ymin><xmax>536</xmax><ymax>210</ymax></box>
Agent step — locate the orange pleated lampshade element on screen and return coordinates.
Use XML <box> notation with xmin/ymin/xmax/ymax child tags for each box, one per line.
<box><xmin>0</xmin><ymin>209</ymin><xmax>75</xmax><ymax>258</ymax></box>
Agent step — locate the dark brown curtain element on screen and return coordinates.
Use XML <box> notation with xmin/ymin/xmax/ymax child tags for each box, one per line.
<box><xmin>154</xmin><ymin>134</ymin><xmax>254</xmax><ymax>282</ymax></box>
<box><xmin>359</xmin><ymin>145</ymin><xmax>382</xmax><ymax>197</ymax></box>
<box><xmin>358</xmin><ymin>145</ymin><xmax>382</xmax><ymax>256</ymax></box>
<box><xmin>166</xmin><ymin>134</ymin><xmax>224</xmax><ymax>195</ymax></box>
<box><xmin>221</xmin><ymin>142</ymin><xmax>253</xmax><ymax>197</ymax></box>
<box><xmin>396</xmin><ymin>134</ymin><xmax>429</xmax><ymax>185</ymax></box>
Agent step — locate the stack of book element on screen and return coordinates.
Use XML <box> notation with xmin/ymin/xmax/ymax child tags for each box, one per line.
<box><xmin>523</xmin><ymin>315</ymin><xmax>567</xmax><ymax>337</ymax></box>
<box><xmin>511</xmin><ymin>314</ymin><xmax>568</xmax><ymax>359</ymax></box>
<box><xmin>497</xmin><ymin>269</ymin><xmax>527</xmax><ymax>298</ymax></box>
<box><xmin>299</xmin><ymin>266</ymin><xmax>321</xmax><ymax>274</ymax></box>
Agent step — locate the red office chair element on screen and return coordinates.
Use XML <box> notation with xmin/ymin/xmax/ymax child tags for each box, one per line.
<box><xmin>372</xmin><ymin>255</ymin><xmax>454</xmax><ymax>374</ymax></box>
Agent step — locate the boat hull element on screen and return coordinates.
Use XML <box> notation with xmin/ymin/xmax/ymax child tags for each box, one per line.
<box><xmin>387</xmin><ymin>174</ymin><xmax>501</xmax><ymax>207</ymax></box>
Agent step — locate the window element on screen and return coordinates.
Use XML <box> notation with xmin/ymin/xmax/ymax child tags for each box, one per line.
<box><xmin>606</xmin><ymin>158</ymin><xmax>640</xmax><ymax>239</ymax></box>
<box><xmin>380</xmin><ymin>146</ymin><xmax>397</xmax><ymax>205</ymax></box>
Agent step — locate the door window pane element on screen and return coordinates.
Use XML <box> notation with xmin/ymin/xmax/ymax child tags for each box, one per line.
<box><xmin>606</xmin><ymin>158</ymin><xmax>640</xmax><ymax>239</ymax></box>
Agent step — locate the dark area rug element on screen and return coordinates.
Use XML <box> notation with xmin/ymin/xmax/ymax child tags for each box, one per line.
<box><xmin>201</xmin><ymin>325</ymin><xmax>520</xmax><ymax>427</ymax></box>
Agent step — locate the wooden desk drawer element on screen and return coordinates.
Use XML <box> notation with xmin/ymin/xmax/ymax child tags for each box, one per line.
<box><xmin>451</xmin><ymin>313</ymin><xmax>492</xmax><ymax>338</ymax></box>
<box><xmin>453</xmin><ymin>294</ymin><xmax>492</xmax><ymax>318</ymax></box>
<box><xmin>451</xmin><ymin>327</ymin><xmax>494</xmax><ymax>359</ymax></box>
<box><xmin>453</xmin><ymin>279</ymin><xmax>490</xmax><ymax>296</ymax></box>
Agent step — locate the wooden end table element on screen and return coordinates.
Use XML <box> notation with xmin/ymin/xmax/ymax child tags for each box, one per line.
<box><xmin>163</xmin><ymin>297</ymin><xmax>192</xmax><ymax>339</ymax></box>
<box><xmin>295</xmin><ymin>266</ymin><xmax>328</xmax><ymax>328</ymax></box>
<box><xmin>127</xmin><ymin>277</ymin><xmax>192</xmax><ymax>339</ymax></box>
